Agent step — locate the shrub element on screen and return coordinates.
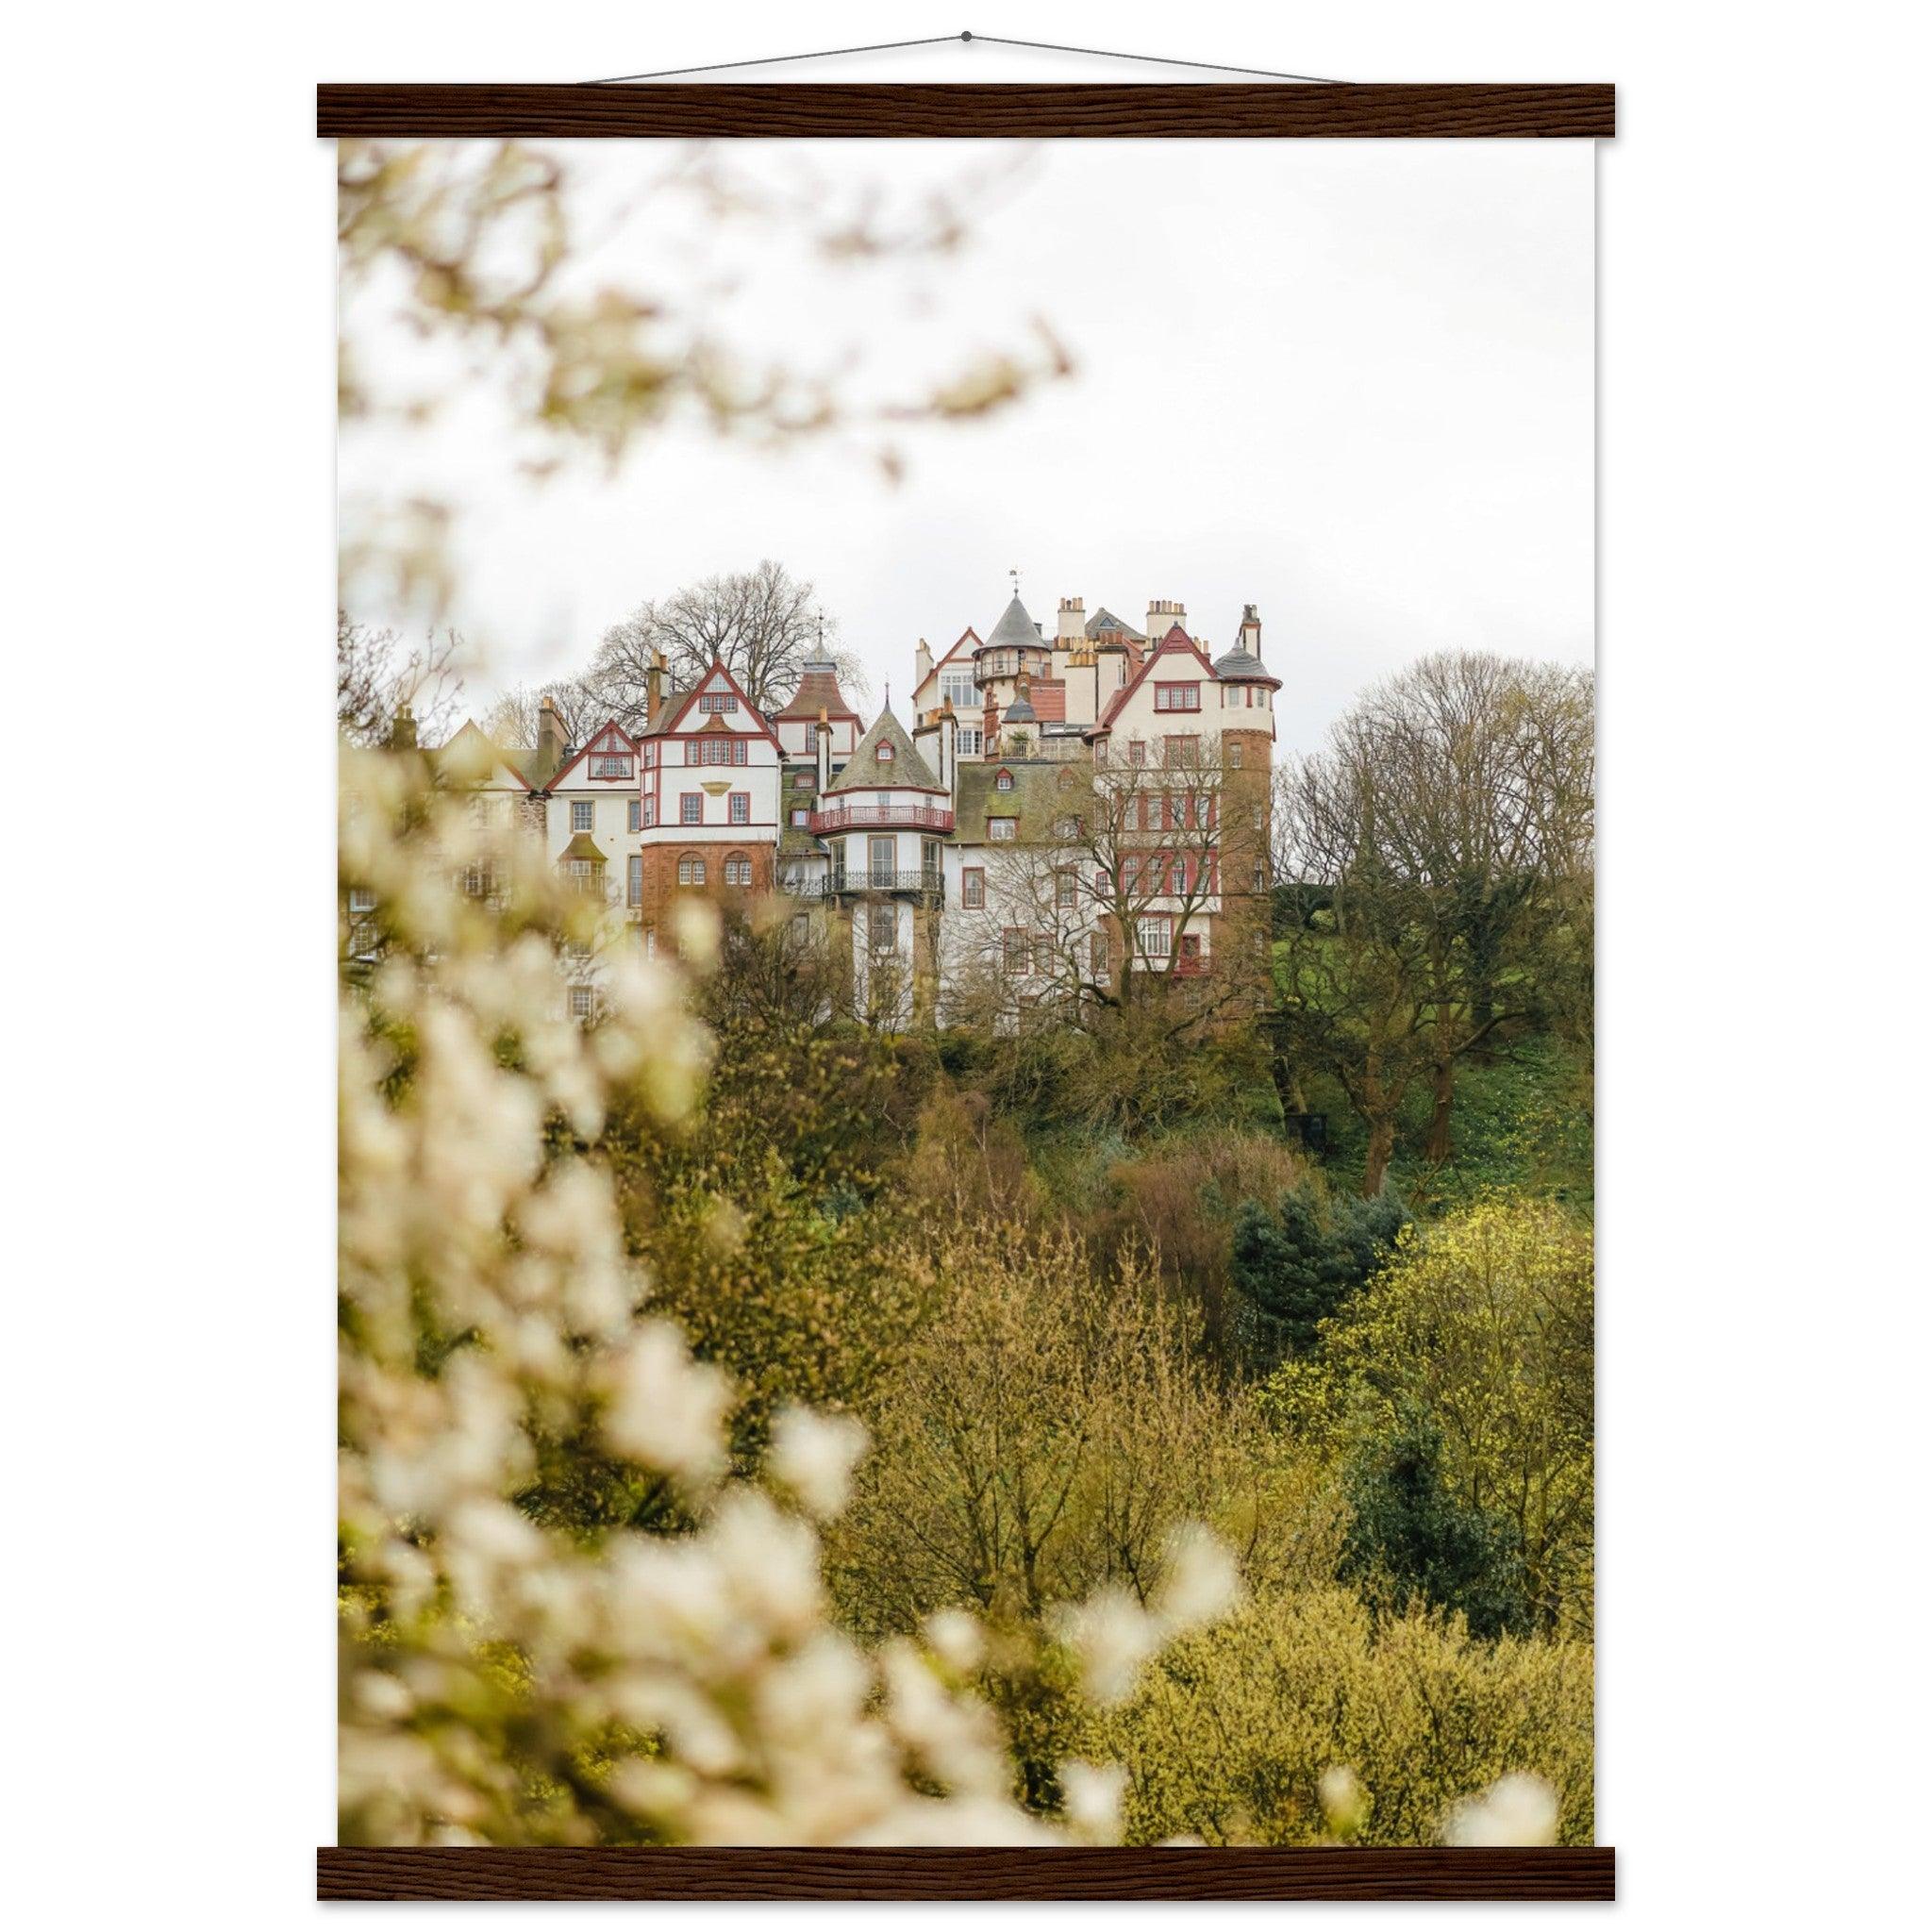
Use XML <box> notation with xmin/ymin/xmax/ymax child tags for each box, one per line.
<box><xmin>1108</xmin><ymin>1585</ymin><xmax>1593</xmax><ymax>1846</ymax></box>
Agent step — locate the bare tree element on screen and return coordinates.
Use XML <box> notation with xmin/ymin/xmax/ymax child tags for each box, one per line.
<box><xmin>337</xmin><ymin>608</ymin><xmax>464</xmax><ymax>746</ymax></box>
<box><xmin>1273</xmin><ymin>653</ymin><xmax>1594</xmax><ymax>1189</ymax></box>
<box><xmin>1349</xmin><ymin>655</ymin><xmax>1594</xmax><ymax>1160</ymax></box>
<box><xmin>951</xmin><ymin>754</ymin><xmax>1270</xmax><ymax>1040</ymax></box>
<box><xmin>481</xmin><ymin>677</ymin><xmax>603</xmax><ymax>753</ymax></box>
<box><xmin>596</xmin><ymin>561</ymin><xmax>863</xmax><ymax>718</ymax></box>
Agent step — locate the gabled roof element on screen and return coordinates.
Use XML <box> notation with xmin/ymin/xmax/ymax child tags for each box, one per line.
<box><xmin>1085</xmin><ymin>606</ymin><xmax>1147</xmax><ymax>643</ymax></box>
<box><xmin>430</xmin><ymin>720</ymin><xmax>534</xmax><ymax>790</ymax></box>
<box><xmin>545</xmin><ymin>718</ymin><xmax>641</xmax><ymax>789</ymax></box>
<box><xmin>913</xmin><ymin>627</ymin><xmax>983</xmax><ymax>697</ymax></box>
<box><xmin>645</xmin><ymin>658</ymin><xmax>781</xmax><ymax>747</ymax></box>
<box><xmin>1088</xmin><ymin>625</ymin><xmax>1220</xmax><ymax>737</ymax></box>
<box><xmin>774</xmin><ymin>658</ymin><xmax>863</xmax><ymax>723</ymax></box>
<box><xmin>982</xmin><ymin>594</ymin><xmax>1043</xmax><ymax>654</ymax></box>
<box><xmin>824</xmin><ymin>708</ymin><xmax>944</xmax><ymax>794</ymax></box>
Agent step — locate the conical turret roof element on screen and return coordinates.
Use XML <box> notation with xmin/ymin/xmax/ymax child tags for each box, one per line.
<box><xmin>982</xmin><ymin>593</ymin><xmax>1043</xmax><ymax>653</ymax></box>
<box><xmin>774</xmin><ymin>658</ymin><xmax>862</xmax><ymax>721</ymax></box>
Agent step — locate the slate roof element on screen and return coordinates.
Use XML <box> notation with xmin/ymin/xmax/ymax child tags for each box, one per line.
<box><xmin>1085</xmin><ymin>606</ymin><xmax>1147</xmax><ymax>642</ymax></box>
<box><xmin>824</xmin><ymin>708</ymin><xmax>943</xmax><ymax>794</ymax></box>
<box><xmin>1209</xmin><ymin>641</ymin><xmax>1279</xmax><ymax>685</ymax></box>
<box><xmin>558</xmin><ymin>832</ymin><xmax>608</xmax><ymax>864</ymax></box>
<box><xmin>429</xmin><ymin>722</ymin><xmax>536</xmax><ymax>788</ymax></box>
<box><xmin>983</xmin><ymin>593</ymin><xmax>1044</xmax><ymax>653</ymax></box>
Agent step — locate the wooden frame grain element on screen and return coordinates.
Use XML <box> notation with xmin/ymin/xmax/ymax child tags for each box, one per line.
<box><xmin>317</xmin><ymin>82</ymin><xmax>1614</xmax><ymax>141</ymax></box>
<box><xmin>318</xmin><ymin>1845</ymin><xmax>1615</xmax><ymax>1901</ymax></box>
<box><xmin>320</xmin><ymin>73</ymin><xmax>1613</xmax><ymax>1904</ymax></box>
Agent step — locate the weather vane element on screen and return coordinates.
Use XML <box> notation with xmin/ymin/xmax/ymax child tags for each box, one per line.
<box><xmin>1009</xmin><ymin>566</ymin><xmax>1021</xmax><ymax>596</ymax></box>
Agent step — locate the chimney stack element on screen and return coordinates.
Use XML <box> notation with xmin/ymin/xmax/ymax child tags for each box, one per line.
<box><xmin>915</xmin><ymin>638</ymin><xmax>934</xmax><ymax>690</ymax></box>
<box><xmin>537</xmin><ymin>695</ymin><xmax>565</xmax><ymax>775</ymax></box>
<box><xmin>645</xmin><ymin>649</ymin><xmax>666</xmax><ymax>726</ymax></box>
<box><xmin>938</xmin><ymin>698</ymin><xmax>958</xmax><ymax>798</ymax></box>
<box><xmin>387</xmin><ymin>701</ymin><xmax>417</xmax><ymax>751</ymax></box>
<box><xmin>1057</xmin><ymin>596</ymin><xmax>1086</xmax><ymax>644</ymax></box>
<box><xmin>815</xmin><ymin>708</ymin><xmax>832</xmax><ymax>792</ymax></box>
<box><xmin>1238</xmin><ymin>603</ymin><xmax>1263</xmax><ymax>658</ymax></box>
<box><xmin>1146</xmin><ymin>598</ymin><xmax>1187</xmax><ymax>642</ymax></box>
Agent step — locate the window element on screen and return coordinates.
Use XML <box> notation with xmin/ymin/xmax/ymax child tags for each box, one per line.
<box><xmin>1090</xmin><ymin>932</ymin><xmax>1110</xmax><ymax>978</ymax></box>
<box><xmin>1093</xmin><ymin>737</ymin><xmax>1108</xmax><ymax>764</ymax></box>
<box><xmin>793</xmin><ymin>770</ymin><xmax>813</xmax><ymax>788</ymax></box>
<box><xmin>591</xmin><ymin>755</ymin><xmax>633</xmax><ymax>779</ymax></box>
<box><xmin>1127</xmin><ymin>739</ymin><xmax>1146</xmax><ymax>766</ymax></box>
<box><xmin>644</xmin><ymin>927</ymin><xmax>657</xmax><ymax>958</ymax></box>
<box><xmin>677</xmin><ymin>855</ymin><xmax>708</xmax><ymax>886</ymax></box>
<box><xmin>958</xmin><ymin>725</ymin><xmax>982</xmax><ymax>756</ymax></box>
<box><xmin>680</xmin><ymin>793</ymin><xmax>702</xmax><ymax>824</ymax></box>
<box><xmin>700</xmin><ymin>737</ymin><xmax>729</xmax><ymax>766</ymax></box>
<box><xmin>941</xmin><ymin>673</ymin><xmax>977</xmax><ymax>708</ymax></box>
<box><xmin>1179</xmin><ymin>932</ymin><xmax>1204</xmax><ymax>968</ymax></box>
<box><xmin>1138</xmin><ymin>913</ymin><xmax>1173</xmax><ymax>958</ymax></box>
<box><xmin>627</xmin><ymin>798</ymin><xmax>641</xmax><ymax>832</ymax></box>
<box><xmin>877</xmin><ymin>741</ymin><xmax>894</xmax><ymax>763</ymax></box>
<box><xmin>724</xmin><ymin>856</ymin><xmax>753</xmax><ymax>887</ymax></box>
<box><xmin>699</xmin><ymin>692</ymin><xmax>738</xmax><ymax>713</ymax></box>
<box><xmin>731</xmin><ymin>739</ymin><xmax>747</xmax><ymax>766</ymax></box>
<box><xmin>923</xmin><ymin>838</ymin><xmax>942</xmax><ymax>884</ymax></box>
<box><xmin>571</xmin><ymin>800</ymin><xmax>593</xmax><ymax>832</ymax></box>
<box><xmin>1140</xmin><ymin>793</ymin><xmax>1166</xmax><ymax>832</ymax></box>
<box><xmin>627</xmin><ymin>854</ymin><xmax>642</xmax><ymax>907</ymax></box>
<box><xmin>1155</xmin><ymin>683</ymin><xmax>1201</xmax><ymax>712</ymax></box>
<box><xmin>566</xmin><ymin>858</ymin><xmax>602</xmax><ymax>896</ymax></box>
<box><xmin>1057</xmin><ymin>870</ymin><xmax>1077</xmax><ymax>908</ymax></box>
<box><xmin>643</xmin><ymin>743</ymin><xmax>657</xmax><ymax>767</ymax></box>
<box><xmin>641</xmin><ymin>796</ymin><xmax>656</xmax><ymax>828</ymax></box>
<box><xmin>869</xmin><ymin>904</ymin><xmax>896</xmax><ymax>952</ymax></box>
<box><xmin>349</xmin><ymin>888</ymin><xmax>376</xmax><ymax>914</ymax></box>
<box><xmin>989</xmin><ymin>817</ymin><xmax>1016</xmax><ymax>841</ymax></box>
<box><xmin>995</xmin><ymin>768</ymin><xmax>1014</xmax><ymax>791</ymax></box>
<box><xmin>1162</xmin><ymin>735</ymin><xmax>1199</xmax><ymax>768</ymax></box>
<box><xmin>869</xmin><ymin>836</ymin><xmax>894</xmax><ymax>885</ymax></box>
<box><xmin>461</xmin><ymin>865</ymin><xmax>496</xmax><ymax>899</ymax></box>
<box><xmin>1227</xmin><ymin>741</ymin><xmax>1243</xmax><ymax>768</ymax></box>
<box><xmin>570</xmin><ymin>986</ymin><xmax>593</xmax><ymax>1021</ymax></box>
<box><xmin>1004</xmin><ymin>930</ymin><xmax>1030</xmax><ymax>974</ymax></box>
<box><xmin>790</xmin><ymin>808</ymin><xmax>810</xmax><ymax>827</ymax></box>
<box><xmin>729</xmin><ymin>791</ymin><xmax>750</xmax><ymax>824</ymax></box>
<box><xmin>962</xmin><ymin>867</ymin><xmax>985</xmax><ymax>908</ymax></box>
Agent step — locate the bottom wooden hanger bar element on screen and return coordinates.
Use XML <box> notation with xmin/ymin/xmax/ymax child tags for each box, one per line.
<box><xmin>317</xmin><ymin>1844</ymin><xmax>1616</xmax><ymax>1902</ymax></box>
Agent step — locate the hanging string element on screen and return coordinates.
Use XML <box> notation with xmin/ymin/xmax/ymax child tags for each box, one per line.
<box><xmin>583</xmin><ymin>30</ymin><xmax>1340</xmax><ymax>87</ymax></box>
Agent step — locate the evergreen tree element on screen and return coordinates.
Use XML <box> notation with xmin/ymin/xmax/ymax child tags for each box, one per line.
<box><xmin>1340</xmin><ymin>1409</ymin><xmax>1533</xmax><ymax>1641</ymax></box>
<box><xmin>1229</xmin><ymin>1185</ymin><xmax>1407</xmax><ymax>1356</ymax></box>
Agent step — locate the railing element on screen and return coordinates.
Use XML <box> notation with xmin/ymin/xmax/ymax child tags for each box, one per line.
<box><xmin>786</xmin><ymin>869</ymin><xmax>944</xmax><ymax>901</ymax></box>
<box><xmin>808</xmin><ymin>803</ymin><xmax>955</xmax><ymax>834</ymax></box>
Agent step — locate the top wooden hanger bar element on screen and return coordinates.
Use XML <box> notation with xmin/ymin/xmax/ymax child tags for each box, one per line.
<box><xmin>315</xmin><ymin>84</ymin><xmax>1616</xmax><ymax>141</ymax></box>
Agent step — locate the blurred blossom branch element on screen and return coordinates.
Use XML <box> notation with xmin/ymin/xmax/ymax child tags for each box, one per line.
<box><xmin>336</xmin><ymin>139</ymin><xmax>1073</xmax><ymax>631</ymax></box>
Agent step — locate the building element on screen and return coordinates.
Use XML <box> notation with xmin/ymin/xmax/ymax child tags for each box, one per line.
<box><xmin>415</xmin><ymin>589</ymin><xmax>1282</xmax><ymax>1024</ymax></box>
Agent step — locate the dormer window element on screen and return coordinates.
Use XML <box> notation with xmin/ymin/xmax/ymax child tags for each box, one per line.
<box><xmin>877</xmin><ymin>741</ymin><xmax>894</xmax><ymax>762</ymax></box>
<box><xmin>995</xmin><ymin>769</ymin><xmax>1014</xmax><ymax>791</ymax></box>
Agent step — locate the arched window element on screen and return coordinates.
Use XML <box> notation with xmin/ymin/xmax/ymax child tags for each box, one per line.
<box><xmin>677</xmin><ymin>854</ymin><xmax>708</xmax><ymax>886</ymax></box>
<box><xmin>724</xmin><ymin>853</ymin><xmax>753</xmax><ymax>888</ymax></box>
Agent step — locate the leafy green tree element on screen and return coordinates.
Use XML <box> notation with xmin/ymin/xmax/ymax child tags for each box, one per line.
<box><xmin>1340</xmin><ymin>1408</ymin><xmax>1533</xmax><ymax>1640</ymax></box>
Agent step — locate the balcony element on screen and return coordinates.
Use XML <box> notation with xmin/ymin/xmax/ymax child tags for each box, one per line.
<box><xmin>790</xmin><ymin>868</ymin><xmax>944</xmax><ymax>903</ymax></box>
<box><xmin>808</xmin><ymin>802</ymin><xmax>955</xmax><ymax>834</ymax></box>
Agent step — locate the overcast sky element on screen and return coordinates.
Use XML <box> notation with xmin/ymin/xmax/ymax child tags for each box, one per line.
<box><xmin>341</xmin><ymin>140</ymin><xmax>1593</xmax><ymax>758</ymax></box>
